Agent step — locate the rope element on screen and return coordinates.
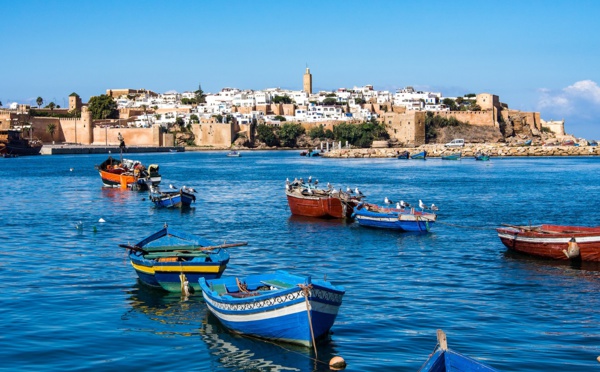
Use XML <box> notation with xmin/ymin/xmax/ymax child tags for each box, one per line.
<box><xmin>417</xmin><ymin>342</ymin><xmax>440</xmax><ymax>372</ymax></box>
<box><xmin>299</xmin><ymin>283</ymin><xmax>317</xmax><ymax>358</ymax></box>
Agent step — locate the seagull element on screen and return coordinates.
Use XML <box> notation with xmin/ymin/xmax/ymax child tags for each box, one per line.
<box><xmin>400</xmin><ymin>200</ymin><xmax>411</xmax><ymax>208</ymax></box>
<box><xmin>327</xmin><ymin>182</ymin><xmax>332</xmax><ymax>189</ymax></box>
<box><xmin>355</xmin><ymin>187</ymin><xmax>363</xmax><ymax>196</ymax></box>
<box><xmin>431</xmin><ymin>204</ymin><xmax>439</xmax><ymax>211</ymax></box>
<box><xmin>187</xmin><ymin>187</ymin><xmax>197</xmax><ymax>193</ymax></box>
<box><xmin>396</xmin><ymin>202</ymin><xmax>401</xmax><ymax>209</ymax></box>
<box><xmin>307</xmin><ymin>188</ymin><xmax>313</xmax><ymax>195</ymax></box>
<box><xmin>308</xmin><ymin>176</ymin><xmax>312</xmax><ymax>183</ymax></box>
<box><xmin>169</xmin><ymin>184</ymin><xmax>176</xmax><ymax>189</ymax></box>
<box><xmin>419</xmin><ymin>200</ymin><xmax>427</xmax><ymax>210</ymax></box>
<box><xmin>286</xmin><ymin>177</ymin><xmax>290</xmax><ymax>183</ymax></box>
<box><xmin>314</xmin><ymin>179</ymin><xmax>319</xmax><ymax>186</ymax></box>
<box><xmin>300</xmin><ymin>177</ymin><xmax>304</xmax><ymax>184</ymax></box>
<box><xmin>346</xmin><ymin>186</ymin><xmax>352</xmax><ymax>193</ymax></box>
<box><xmin>384</xmin><ymin>197</ymin><xmax>394</xmax><ymax>205</ymax></box>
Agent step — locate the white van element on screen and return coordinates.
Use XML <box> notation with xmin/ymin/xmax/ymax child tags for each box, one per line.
<box><xmin>445</xmin><ymin>139</ymin><xmax>465</xmax><ymax>147</ymax></box>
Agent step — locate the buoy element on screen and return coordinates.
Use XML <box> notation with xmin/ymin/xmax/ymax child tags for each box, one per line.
<box><xmin>329</xmin><ymin>356</ymin><xmax>346</xmax><ymax>370</ymax></box>
<box><xmin>98</xmin><ymin>218</ymin><xmax>106</xmax><ymax>223</ymax></box>
<box><xmin>70</xmin><ymin>168</ymin><xmax>73</xmax><ymax>172</ymax></box>
<box><xmin>597</xmin><ymin>355</ymin><xmax>600</xmax><ymax>363</ymax></box>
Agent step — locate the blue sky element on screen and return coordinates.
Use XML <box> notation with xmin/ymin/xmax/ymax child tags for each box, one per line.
<box><xmin>2</xmin><ymin>0</ymin><xmax>600</xmax><ymax>138</ymax></box>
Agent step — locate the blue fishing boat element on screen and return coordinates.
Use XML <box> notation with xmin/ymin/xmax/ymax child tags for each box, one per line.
<box><xmin>396</xmin><ymin>150</ymin><xmax>410</xmax><ymax>159</ymax></box>
<box><xmin>199</xmin><ymin>270</ymin><xmax>345</xmax><ymax>347</ymax></box>
<box><xmin>441</xmin><ymin>152</ymin><xmax>461</xmax><ymax>160</ymax></box>
<box><xmin>121</xmin><ymin>224</ymin><xmax>245</xmax><ymax>293</ymax></box>
<box><xmin>352</xmin><ymin>202</ymin><xmax>437</xmax><ymax>232</ymax></box>
<box><xmin>420</xmin><ymin>330</ymin><xmax>498</xmax><ymax>371</ymax></box>
<box><xmin>474</xmin><ymin>152</ymin><xmax>490</xmax><ymax>161</ymax></box>
<box><xmin>227</xmin><ymin>150</ymin><xmax>241</xmax><ymax>157</ymax></box>
<box><xmin>149</xmin><ymin>185</ymin><xmax>196</xmax><ymax>208</ymax></box>
<box><xmin>411</xmin><ymin>150</ymin><xmax>427</xmax><ymax>159</ymax></box>
<box><xmin>515</xmin><ymin>139</ymin><xmax>532</xmax><ymax>147</ymax></box>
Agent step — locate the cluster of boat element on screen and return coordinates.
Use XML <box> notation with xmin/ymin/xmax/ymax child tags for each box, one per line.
<box><xmin>285</xmin><ymin>177</ymin><xmax>438</xmax><ymax>232</ymax></box>
<box><xmin>396</xmin><ymin>150</ymin><xmax>491</xmax><ymax>161</ymax></box>
<box><xmin>96</xmin><ymin>155</ymin><xmax>196</xmax><ymax>208</ymax></box>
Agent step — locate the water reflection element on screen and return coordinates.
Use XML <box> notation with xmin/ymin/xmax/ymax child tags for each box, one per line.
<box><xmin>200</xmin><ymin>312</ymin><xmax>339</xmax><ymax>372</ymax></box>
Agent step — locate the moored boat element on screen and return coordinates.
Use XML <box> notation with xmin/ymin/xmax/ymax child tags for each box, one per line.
<box><xmin>352</xmin><ymin>201</ymin><xmax>437</xmax><ymax>232</ymax></box>
<box><xmin>199</xmin><ymin>270</ymin><xmax>345</xmax><ymax>347</ymax></box>
<box><xmin>122</xmin><ymin>224</ymin><xmax>244</xmax><ymax>293</ymax></box>
<box><xmin>96</xmin><ymin>156</ymin><xmax>161</xmax><ymax>190</ymax></box>
<box><xmin>474</xmin><ymin>152</ymin><xmax>490</xmax><ymax>161</ymax></box>
<box><xmin>0</xmin><ymin>128</ymin><xmax>42</xmax><ymax>156</ymax></box>
<box><xmin>149</xmin><ymin>185</ymin><xmax>196</xmax><ymax>208</ymax></box>
<box><xmin>496</xmin><ymin>223</ymin><xmax>600</xmax><ymax>261</ymax></box>
<box><xmin>411</xmin><ymin>150</ymin><xmax>427</xmax><ymax>159</ymax></box>
<box><xmin>515</xmin><ymin>139</ymin><xmax>532</xmax><ymax>147</ymax></box>
<box><xmin>420</xmin><ymin>330</ymin><xmax>498</xmax><ymax>372</ymax></box>
<box><xmin>396</xmin><ymin>150</ymin><xmax>410</xmax><ymax>159</ymax></box>
<box><xmin>227</xmin><ymin>150</ymin><xmax>241</xmax><ymax>157</ymax></box>
<box><xmin>441</xmin><ymin>152</ymin><xmax>461</xmax><ymax>160</ymax></box>
<box><xmin>285</xmin><ymin>178</ymin><xmax>364</xmax><ymax>218</ymax></box>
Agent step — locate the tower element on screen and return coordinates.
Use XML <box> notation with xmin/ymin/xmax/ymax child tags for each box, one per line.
<box><xmin>303</xmin><ymin>67</ymin><xmax>312</xmax><ymax>95</ymax></box>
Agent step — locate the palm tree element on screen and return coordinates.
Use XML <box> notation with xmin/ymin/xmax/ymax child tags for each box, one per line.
<box><xmin>36</xmin><ymin>97</ymin><xmax>44</xmax><ymax>108</ymax></box>
<box><xmin>46</xmin><ymin>123</ymin><xmax>56</xmax><ymax>143</ymax></box>
<box><xmin>48</xmin><ymin>102</ymin><xmax>56</xmax><ymax>111</ymax></box>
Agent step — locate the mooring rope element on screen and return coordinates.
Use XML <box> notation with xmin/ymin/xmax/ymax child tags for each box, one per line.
<box><xmin>298</xmin><ymin>283</ymin><xmax>317</xmax><ymax>358</ymax></box>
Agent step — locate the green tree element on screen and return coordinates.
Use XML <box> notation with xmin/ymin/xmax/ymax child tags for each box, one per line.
<box><xmin>190</xmin><ymin>114</ymin><xmax>199</xmax><ymax>123</ymax></box>
<box><xmin>36</xmin><ymin>97</ymin><xmax>44</xmax><ymax>108</ymax></box>
<box><xmin>333</xmin><ymin>122</ymin><xmax>360</xmax><ymax>145</ymax></box>
<box><xmin>323</xmin><ymin>97</ymin><xmax>337</xmax><ymax>105</ymax></box>
<box><xmin>195</xmin><ymin>84</ymin><xmax>206</xmax><ymax>104</ymax></box>
<box><xmin>279</xmin><ymin>122</ymin><xmax>305</xmax><ymax>147</ymax></box>
<box><xmin>256</xmin><ymin>124</ymin><xmax>279</xmax><ymax>146</ymax></box>
<box><xmin>88</xmin><ymin>94</ymin><xmax>119</xmax><ymax>119</ymax></box>
<box><xmin>354</xmin><ymin>98</ymin><xmax>366</xmax><ymax>105</ymax></box>
<box><xmin>0</xmin><ymin>100</ymin><xmax>2</xmax><ymax>107</ymax></box>
<box><xmin>273</xmin><ymin>115</ymin><xmax>286</xmax><ymax>122</ymax></box>
<box><xmin>47</xmin><ymin>102</ymin><xmax>56</xmax><ymax>111</ymax></box>
<box><xmin>46</xmin><ymin>123</ymin><xmax>56</xmax><ymax>142</ymax></box>
<box><xmin>442</xmin><ymin>98</ymin><xmax>457</xmax><ymax>111</ymax></box>
<box><xmin>272</xmin><ymin>95</ymin><xmax>292</xmax><ymax>104</ymax></box>
<box><xmin>324</xmin><ymin>129</ymin><xmax>334</xmax><ymax>139</ymax></box>
<box><xmin>308</xmin><ymin>125</ymin><xmax>325</xmax><ymax>139</ymax></box>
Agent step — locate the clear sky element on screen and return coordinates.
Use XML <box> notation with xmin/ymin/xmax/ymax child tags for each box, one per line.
<box><xmin>2</xmin><ymin>0</ymin><xmax>600</xmax><ymax>138</ymax></box>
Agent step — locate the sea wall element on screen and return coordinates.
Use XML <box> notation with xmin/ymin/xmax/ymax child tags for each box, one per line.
<box><xmin>323</xmin><ymin>144</ymin><xmax>600</xmax><ymax>158</ymax></box>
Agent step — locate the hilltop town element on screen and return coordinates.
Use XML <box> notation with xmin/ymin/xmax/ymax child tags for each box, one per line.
<box><xmin>0</xmin><ymin>69</ymin><xmax>576</xmax><ymax>151</ymax></box>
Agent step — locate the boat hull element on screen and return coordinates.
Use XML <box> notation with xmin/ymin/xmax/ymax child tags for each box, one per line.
<box><xmin>497</xmin><ymin>225</ymin><xmax>600</xmax><ymax>261</ymax></box>
<box><xmin>421</xmin><ymin>348</ymin><xmax>498</xmax><ymax>372</ymax></box>
<box><xmin>353</xmin><ymin>203</ymin><xmax>436</xmax><ymax>232</ymax></box>
<box><xmin>200</xmin><ymin>272</ymin><xmax>344</xmax><ymax>347</ymax></box>
<box><xmin>96</xmin><ymin>157</ymin><xmax>161</xmax><ymax>190</ymax></box>
<box><xmin>286</xmin><ymin>192</ymin><xmax>355</xmax><ymax>218</ymax></box>
<box><xmin>150</xmin><ymin>190</ymin><xmax>195</xmax><ymax>208</ymax></box>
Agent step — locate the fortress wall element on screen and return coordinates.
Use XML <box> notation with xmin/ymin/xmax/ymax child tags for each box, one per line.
<box><xmin>191</xmin><ymin>122</ymin><xmax>233</xmax><ymax>147</ymax></box>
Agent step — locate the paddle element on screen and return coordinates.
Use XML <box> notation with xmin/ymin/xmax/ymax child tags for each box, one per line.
<box><xmin>118</xmin><ymin>241</ymin><xmax>248</xmax><ymax>254</ymax></box>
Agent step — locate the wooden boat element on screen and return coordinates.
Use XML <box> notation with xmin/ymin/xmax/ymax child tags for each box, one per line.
<box><xmin>96</xmin><ymin>156</ymin><xmax>161</xmax><ymax>190</ymax></box>
<box><xmin>227</xmin><ymin>150</ymin><xmax>241</xmax><ymax>157</ymax></box>
<box><xmin>396</xmin><ymin>150</ymin><xmax>410</xmax><ymax>159</ymax></box>
<box><xmin>441</xmin><ymin>152</ymin><xmax>461</xmax><ymax>160</ymax></box>
<box><xmin>307</xmin><ymin>149</ymin><xmax>322</xmax><ymax>157</ymax></box>
<box><xmin>148</xmin><ymin>185</ymin><xmax>196</xmax><ymax>208</ymax></box>
<box><xmin>410</xmin><ymin>150</ymin><xmax>427</xmax><ymax>159</ymax></box>
<box><xmin>199</xmin><ymin>270</ymin><xmax>345</xmax><ymax>347</ymax></box>
<box><xmin>0</xmin><ymin>128</ymin><xmax>42</xmax><ymax>156</ymax></box>
<box><xmin>515</xmin><ymin>139</ymin><xmax>532</xmax><ymax>147</ymax></box>
<box><xmin>122</xmin><ymin>224</ymin><xmax>244</xmax><ymax>293</ymax></box>
<box><xmin>285</xmin><ymin>179</ymin><xmax>364</xmax><ymax>218</ymax></box>
<box><xmin>474</xmin><ymin>153</ymin><xmax>490</xmax><ymax>161</ymax></box>
<box><xmin>496</xmin><ymin>224</ymin><xmax>600</xmax><ymax>261</ymax></box>
<box><xmin>420</xmin><ymin>330</ymin><xmax>498</xmax><ymax>371</ymax></box>
<box><xmin>352</xmin><ymin>202</ymin><xmax>436</xmax><ymax>232</ymax></box>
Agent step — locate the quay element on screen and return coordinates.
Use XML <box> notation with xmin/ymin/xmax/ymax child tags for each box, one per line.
<box><xmin>323</xmin><ymin>144</ymin><xmax>600</xmax><ymax>158</ymax></box>
<box><xmin>40</xmin><ymin>144</ymin><xmax>184</xmax><ymax>155</ymax></box>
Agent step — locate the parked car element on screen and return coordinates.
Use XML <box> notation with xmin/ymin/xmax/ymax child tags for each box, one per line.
<box><xmin>445</xmin><ymin>139</ymin><xmax>465</xmax><ymax>147</ymax></box>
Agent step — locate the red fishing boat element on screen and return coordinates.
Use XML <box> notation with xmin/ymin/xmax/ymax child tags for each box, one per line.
<box><xmin>497</xmin><ymin>224</ymin><xmax>600</xmax><ymax>261</ymax></box>
<box><xmin>285</xmin><ymin>178</ymin><xmax>363</xmax><ymax>218</ymax></box>
<box><xmin>96</xmin><ymin>156</ymin><xmax>161</xmax><ymax>190</ymax></box>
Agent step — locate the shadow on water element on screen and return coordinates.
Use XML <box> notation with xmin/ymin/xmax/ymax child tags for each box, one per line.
<box><xmin>503</xmin><ymin>250</ymin><xmax>600</xmax><ymax>276</ymax></box>
<box><xmin>200</xmin><ymin>311</ymin><xmax>341</xmax><ymax>372</ymax></box>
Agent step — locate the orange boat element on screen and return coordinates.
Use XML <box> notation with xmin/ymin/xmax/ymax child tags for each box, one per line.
<box><xmin>285</xmin><ymin>179</ymin><xmax>363</xmax><ymax>218</ymax></box>
<box><xmin>96</xmin><ymin>156</ymin><xmax>161</xmax><ymax>190</ymax></box>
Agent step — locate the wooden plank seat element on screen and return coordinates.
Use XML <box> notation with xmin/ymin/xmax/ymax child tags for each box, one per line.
<box><xmin>260</xmin><ymin>279</ymin><xmax>295</xmax><ymax>289</ymax></box>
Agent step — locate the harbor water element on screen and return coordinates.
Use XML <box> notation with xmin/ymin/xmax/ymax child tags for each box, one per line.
<box><xmin>1</xmin><ymin>151</ymin><xmax>599</xmax><ymax>371</ymax></box>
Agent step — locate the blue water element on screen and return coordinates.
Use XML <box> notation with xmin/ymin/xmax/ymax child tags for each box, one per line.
<box><xmin>1</xmin><ymin>151</ymin><xmax>599</xmax><ymax>371</ymax></box>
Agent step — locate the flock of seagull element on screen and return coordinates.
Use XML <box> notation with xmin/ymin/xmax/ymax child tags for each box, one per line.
<box><xmin>285</xmin><ymin>176</ymin><xmax>438</xmax><ymax>212</ymax></box>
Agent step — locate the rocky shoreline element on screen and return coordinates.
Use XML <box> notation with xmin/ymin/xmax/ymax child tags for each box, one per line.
<box><xmin>323</xmin><ymin>144</ymin><xmax>600</xmax><ymax>158</ymax></box>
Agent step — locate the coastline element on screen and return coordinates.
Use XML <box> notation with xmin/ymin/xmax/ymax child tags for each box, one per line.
<box><xmin>322</xmin><ymin>144</ymin><xmax>600</xmax><ymax>158</ymax></box>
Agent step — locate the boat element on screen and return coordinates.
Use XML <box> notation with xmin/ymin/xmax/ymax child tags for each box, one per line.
<box><xmin>148</xmin><ymin>185</ymin><xmax>196</xmax><ymax>208</ymax></box>
<box><xmin>352</xmin><ymin>202</ymin><xmax>437</xmax><ymax>232</ymax></box>
<box><xmin>199</xmin><ymin>270</ymin><xmax>345</xmax><ymax>347</ymax></box>
<box><xmin>441</xmin><ymin>152</ymin><xmax>461</xmax><ymax>160</ymax></box>
<box><xmin>95</xmin><ymin>156</ymin><xmax>161</xmax><ymax>190</ymax></box>
<box><xmin>420</xmin><ymin>330</ymin><xmax>498</xmax><ymax>372</ymax></box>
<box><xmin>307</xmin><ymin>149</ymin><xmax>322</xmax><ymax>157</ymax></box>
<box><xmin>496</xmin><ymin>223</ymin><xmax>600</xmax><ymax>261</ymax></box>
<box><xmin>169</xmin><ymin>149</ymin><xmax>179</xmax><ymax>153</ymax></box>
<box><xmin>0</xmin><ymin>128</ymin><xmax>42</xmax><ymax>156</ymax></box>
<box><xmin>515</xmin><ymin>139</ymin><xmax>532</xmax><ymax>146</ymax></box>
<box><xmin>227</xmin><ymin>150</ymin><xmax>241</xmax><ymax>157</ymax></box>
<box><xmin>396</xmin><ymin>150</ymin><xmax>410</xmax><ymax>159</ymax></box>
<box><xmin>474</xmin><ymin>152</ymin><xmax>490</xmax><ymax>161</ymax></box>
<box><xmin>121</xmin><ymin>224</ymin><xmax>244</xmax><ymax>293</ymax></box>
<box><xmin>410</xmin><ymin>150</ymin><xmax>427</xmax><ymax>159</ymax></box>
<box><xmin>285</xmin><ymin>178</ymin><xmax>364</xmax><ymax>218</ymax></box>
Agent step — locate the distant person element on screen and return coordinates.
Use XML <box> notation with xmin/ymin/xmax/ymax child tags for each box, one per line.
<box><xmin>118</xmin><ymin>132</ymin><xmax>126</xmax><ymax>151</ymax></box>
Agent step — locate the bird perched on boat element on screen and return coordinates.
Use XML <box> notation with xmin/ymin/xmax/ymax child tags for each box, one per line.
<box><xmin>314</xmin><ymin>179</ymin><xmax>319</xmax><ymax>186</ymax></box>
<box><xmin>431</xmin><ymin>204</ymin><xmax>439</xmax><ymax>211</ymax></box>
<box><xmin>169</xmin><ymin>184</ymin><xmax>176</xmax><ymax>189</ymax></box>
<box><xmin>384</xmin><ymin>197</ymin><xmax>394</xmax><ymax>205</ymax></box>
<box><xmin>308</xmin><ymin>176</ymin><xmax>312</xmax><ymax>183</ymax></box>
<box><xmin>419</xmin><ymin>200</ymin><xmax>427</xmax><ymax>210</ymax></box>
<box><xmin>300</xmin><ymin>177</ymin><xmax>304</xmax><ymax>184</ymax></box>
<box><xmin>396</xmin><ymin>202</ymin><xmax>401</xmax><ymax>209</ymax></box>
<box><xmin>307</xmin><ymin>188</ymin><xmax>313</xmax><ymax>195</ymax></box>
<box><xmin>346</xmin><ymin>186</ymin><xmax>352</xmax><ymax>193</ymax></box>
<box><xmin>355</xmin><ymin>187</ymin><xmax>363</xmax><ymax>196</ymax></box>
<box><xmin>400</xmin><ymin>200</ymin><xmax>410</xmax><ymax>208</ymax></box>
<box><xmin>327</xmin><ymin>182</ymin><xmax>332</xmax><ymax>189</ymax></box>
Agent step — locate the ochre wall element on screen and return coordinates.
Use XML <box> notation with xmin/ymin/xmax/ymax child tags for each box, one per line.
<box><xmin>191</xmin><ymin>122</ymin><xmax>233</xmax><ymax>147</ymax></box>
<box><xmin>381</xmin><ymin>111</ymin><xmax>426</xmax><ymax>145</ymax></box>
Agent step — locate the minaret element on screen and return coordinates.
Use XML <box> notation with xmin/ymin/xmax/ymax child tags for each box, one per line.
<box><xmin>303</xmin><ymin>67</ymin><xmax>312</xmax><ymax>95</ymax></box>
